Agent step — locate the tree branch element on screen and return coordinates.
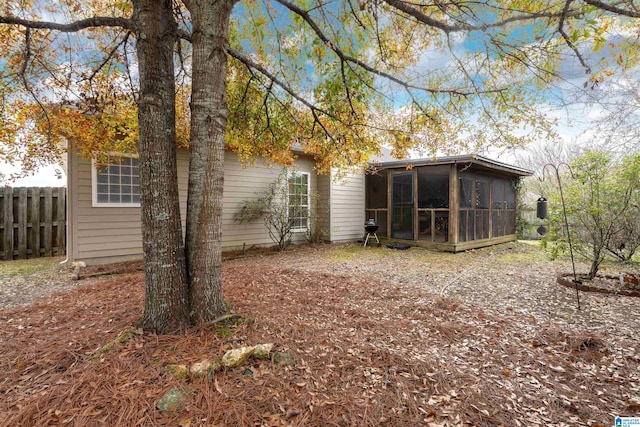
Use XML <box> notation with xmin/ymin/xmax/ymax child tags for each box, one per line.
<box><xmin>340</xmin><ymin>59</ymin><xmax>357</xmax><ymax>116</ymax></box>
<box><xmin>123</xmin><ymin>34</ymin><xmax>138</xmax><ymax>99</ymax></box>
<box><xmin>583</xmin><ymin>0</ymin><xmax>640</xmax><ymax>18</ymax></box>
<box><xmin>0</xmin><ymin>15</ymin><xmax>133</xmax><ymax>32</ymax></box>
<box><xmin>381</xmin><ymin>0</ymin><xmax>581</xmax><ymax>32</ymax></box>
<box><xmin>261</xmin><ymin>81</ymin><xmax>278</xmax><ymax>142</ymax></box>
<box><xmin>380</xmin><ymin>0</ymin><xmax>459</xmax><ymax>32</ymax></box>
<box><xmin>558</xmin><ymin>0</ymin><xmax>591</xmax><ymax>74</ymax></box>
<box><xmin>227</xmin><ymin>46</ymin><xmax>337</xmax><ymax>120</ymax></box>
<box><xmin>238</xmin><ymin>60</ymin><xmax>338</xmax><ymax>144</ymax></box>
<box><xmin>85</xmin><ymin>31</ymin><xmax>132</xmax><ymax>83</ymax></box>
<box><xmin>273</xmin><ymin>0</ymin><xmax>490</xmax><ymax>98</ymax></box>
<box><xmin>177</xmin><ymin>28</ymin><xmax>192</xmax><ymax>41</ymax></box>
<box><xmin>18</xmin><ymin>28</ymin><xmax>52</xmax><ymax>145</ymax></box>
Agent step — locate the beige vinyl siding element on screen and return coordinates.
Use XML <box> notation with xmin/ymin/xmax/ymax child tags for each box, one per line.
<box><xmin>316</xmin><ymin>173</ymin><xmax>331</xmax><ymax>241</ymax></box>
<box><xmin>71</xmin><ymin>150</ymin><xmax>318</xmax><ymax>264</ymax></box>
<box><xmin>328</xmin><ymin>170</ymin><xmax>365</xmax><ymax>241</ymax></box>
<box><xmin>71</xmin><ymin>150</ymin><xmax>190</xmax><ymax>264</ymax></box>
<box><xmin>221</xmin><ymin>155</ymin><xmax>317</xmax><ymax>249</ymax></box>
<box><xmin>73</xmin><ymin>152</ymin><xmax>143</xmax><ymax>263</ymax></box>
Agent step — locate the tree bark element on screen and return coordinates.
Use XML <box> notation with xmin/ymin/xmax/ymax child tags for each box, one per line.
<box><xmin>133</xmin><ymin>0</ymin><xmax>190</xmax><ymax>333</ymax></box>
<box><xmin>185</xmin><ymin>0</ymin><xmax>238</xmax><ymax>323</ymax></box>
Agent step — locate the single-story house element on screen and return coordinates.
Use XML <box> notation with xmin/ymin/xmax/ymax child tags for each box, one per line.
<box><xmin>65</xmin><ymin>147</ymin><xmax>384</xmax><ymax>265</ymax></box>
<box><xmin>64</xmin><ymin>148</ymin><xmax>531</xmax><ymax>265</ymax></box>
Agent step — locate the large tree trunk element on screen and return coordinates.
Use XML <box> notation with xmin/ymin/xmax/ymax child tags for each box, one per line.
<box><xmin>184</xmin><ymin>0</ymin><xmax>238</xmax><ymax>323</ymax></box>
<box><xmin>133</xmin><ymin>0</ymin><xmax>190</xmax><ymax>333</ymax></box>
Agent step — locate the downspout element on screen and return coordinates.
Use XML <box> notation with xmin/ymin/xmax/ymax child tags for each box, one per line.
<box><xmin>60</xmin><ymin>140</ymin><xmax>72</xmax><ymax>265</ymax></box>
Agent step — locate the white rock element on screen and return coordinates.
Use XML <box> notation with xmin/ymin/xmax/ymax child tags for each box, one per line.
<box><xmin>222</xmin><ymin>346</ymin><xmax>255</xmax><ymax>368</ymax></box>
<box><xmin>190</xmin><ymin>359</ymin><xmax>220</xmax><ymax>378</ymax></box>
<box><xmin>253</xmin><ymin>343</ymin><xmax>274</xmax><ymax>359</ymax></box>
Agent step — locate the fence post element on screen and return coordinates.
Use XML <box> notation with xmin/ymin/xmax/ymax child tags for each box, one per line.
<box><xmin>17</xmin><ymin>187</ymin><xmax>28</xmax><ymax>259</ymax></box>
<box><xmin>3</xmin><ymin>187</ymin><xmax>14</xmax><ymax>261</ymax></box>
<box><xmin>42</xmin><ymin>187</ymin><xmax>53</xmax><ymax>257</ymax></box>
<box><xmin>31</xmin><ymin>188</ymin><xmax>41</xmax><ymax>258</ymax></box>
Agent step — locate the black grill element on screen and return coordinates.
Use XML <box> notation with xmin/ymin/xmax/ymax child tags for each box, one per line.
<box><xmin>364</xmin><ymin>219</ymin><xmax>380</xmax><ymax>247</ymax></box>
<box><xmin>364</xmin><ymin>219</ymin><xmax>379</xmax><ymax>233</ymax></box>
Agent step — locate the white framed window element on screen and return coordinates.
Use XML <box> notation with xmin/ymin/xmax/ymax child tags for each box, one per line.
<box><xmin>288</xmin><ymin>171</ymin><xmax>310</xmax><ymax>232</ymax></box>
<box><xmin>92</xmin><ymin>155</ymin><xmax>141</xmax><ymax>207</ymax></box>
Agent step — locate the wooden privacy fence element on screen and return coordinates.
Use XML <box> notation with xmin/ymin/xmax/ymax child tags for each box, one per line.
<box><xmin>0</xmin><ymin>187</ymin><xmax>66</xmax><ymax>260</ymax></box>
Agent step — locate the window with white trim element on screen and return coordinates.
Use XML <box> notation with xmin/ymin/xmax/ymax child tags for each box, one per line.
<box><xmin>288</xmin><ymin>171</ymin><xmax>310</xmax><ymax>232</ymax></box>
<box><xmin>92</xmin><ymin>155</ymin><xmax>141</xmax><ymax>207</ymax></box>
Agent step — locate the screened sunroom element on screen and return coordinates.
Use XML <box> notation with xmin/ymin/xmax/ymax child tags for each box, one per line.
<box><xmin>365</xmin><ymin>155</ymin><xmax>532</xmax><ymax>252</ymax></box>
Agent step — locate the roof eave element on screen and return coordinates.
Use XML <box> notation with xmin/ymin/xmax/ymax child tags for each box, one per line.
<box><xmin>369</xmin><ymin>154</ymin><xmax>533</xmax><ymax>177</ymax></box>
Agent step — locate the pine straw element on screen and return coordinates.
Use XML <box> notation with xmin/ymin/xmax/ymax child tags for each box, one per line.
<box><xmin>1</xmin><ymin>260</ymin><xmax>638</xmax><ymax>426</ymax></box>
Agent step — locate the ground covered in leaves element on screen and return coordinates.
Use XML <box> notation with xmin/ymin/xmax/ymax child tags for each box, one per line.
<box><xmin>0</xmin><ymin>242</ymin><xmax>639</xmax><ymax>426</ymax></box>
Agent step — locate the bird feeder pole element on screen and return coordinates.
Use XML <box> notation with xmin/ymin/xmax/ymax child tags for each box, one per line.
<box><xmin>541</xmin><ymin>163</ymin><xmax>580</xmax><ymax>311</ymax></box>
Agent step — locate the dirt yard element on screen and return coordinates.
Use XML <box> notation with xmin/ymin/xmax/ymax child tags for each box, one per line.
<box><xmin>0</xmin><ymin>242</ymin><xmax>638</xmax><ymax>426</ymax></box>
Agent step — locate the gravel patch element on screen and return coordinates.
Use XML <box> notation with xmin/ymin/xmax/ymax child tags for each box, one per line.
<box><xmin>0</xmin><ymin>258</ymin><xmax>80</xmax><ymax>308</ymax></box>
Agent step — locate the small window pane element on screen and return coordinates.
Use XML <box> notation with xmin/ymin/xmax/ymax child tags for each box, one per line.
<box><xmin>94</xmin><ymin>155</ymin><xmax>141</xmax><ymax>205</ymax></box>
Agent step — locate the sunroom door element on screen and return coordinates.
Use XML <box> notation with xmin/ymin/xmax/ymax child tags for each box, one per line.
<box><xmin>391</xmin><ymin>172</ymin><xmax>414</xmax><ymax>240</ymax></box>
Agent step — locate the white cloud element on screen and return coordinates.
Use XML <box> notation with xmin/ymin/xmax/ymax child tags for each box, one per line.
<box><xmin>2</xmin><ymin>162</ymin><xmax>65</xmax><ymax>187</ymax></box>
